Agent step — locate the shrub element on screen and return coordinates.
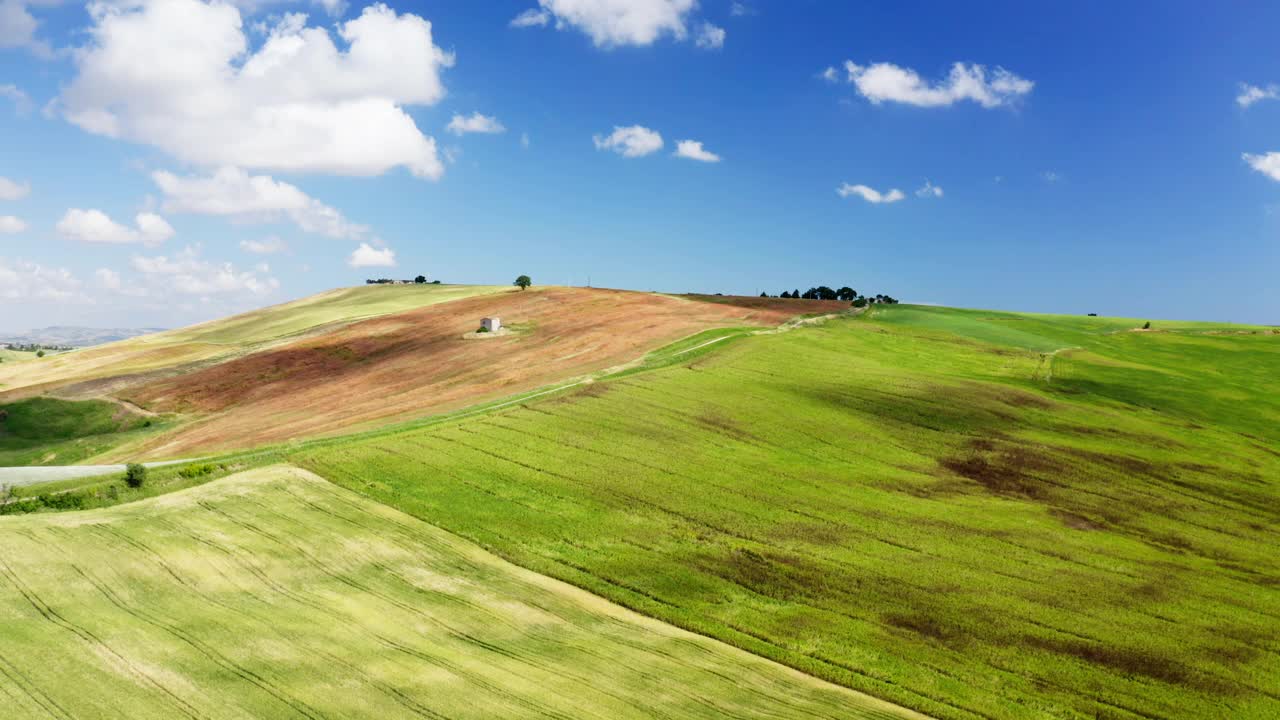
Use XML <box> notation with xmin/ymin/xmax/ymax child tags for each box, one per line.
<box><xmin>1142</xmin><ymin>321</ymin><xmax>1151</xmax><ymax>330</ymax></box>
<box><xmin>124</xmin><ymin>463</ymin><xmax>147</xmax><ymax>488</ymax></box>
<box><xmin>476</xmin><ymin>326</ymin><xmax>490</xmax><ymax>333</ymax></box>
<box><xmin>38</xmin><ymin>492</ymin><xmax>85</xmax><ymax>510</ymax></box>
<box><xmin>852</xmin><ymin>298</ymin><xmax>868</xmax><ymax>308</ymax></box>
<box><xmin>178</xmin><ymin>462</ymin><xmax>217</xmax><ymax>479</ymax></box>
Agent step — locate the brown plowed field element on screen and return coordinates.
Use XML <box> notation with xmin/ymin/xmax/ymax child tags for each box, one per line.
<box><xmin>123</xmin><ymin>288</ymin><xmax>848</xmax><ymax>458</ymax></box>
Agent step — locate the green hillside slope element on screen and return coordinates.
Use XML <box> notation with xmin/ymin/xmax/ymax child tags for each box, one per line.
<box><xmin>0</xmin><ymin>465</ymin><xmax>912</xmax><ymax>719</ymax></box>
<box><xmin>299</xmin><ymin>305</ymin><xmax>1280</xmax><ymax>719</ymax></box>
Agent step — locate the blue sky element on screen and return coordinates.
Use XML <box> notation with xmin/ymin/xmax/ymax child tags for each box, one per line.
<box><xmin>2</xmin><ymin>0</ymin><xmax>1279</xmax><ymax>329</ymax></box>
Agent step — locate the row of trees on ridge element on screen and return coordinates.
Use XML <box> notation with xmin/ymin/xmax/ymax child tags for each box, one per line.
<box><xmin>759</xmin><ymin>287</ymin><xmax>899</xmax><ymax>306</ymax></box>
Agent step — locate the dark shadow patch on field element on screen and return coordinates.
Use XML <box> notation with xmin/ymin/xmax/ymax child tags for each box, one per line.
<box><xmin>940</xmin><ymin>443</ymin><xmax>1060</xmax><ymax>500</ymax></box>
<box><xmin>710</xmin><ymin>547</ymin><xmax>828</xmax><ymax>602</ymax></box>
<box><xmin>695</xmin><ymin>408</ymin><xmax>760</xmax><ymax>443</ymax></box>
<box><xmin>1050</xmin><ymin>509</ymin><xmax>1107</xmax><ymax>531</ymax></box>
<box><xmin>1215</xmin><ymin>560</ymin><xmax>1280</xmax><ymax>588</ymax></box>
<box><xmin>1054</xmin><ymin>422</ymin><xmax>1187</xmax><ymax>450</ymax></box>
<box><xmin>546</xmin><ymin>380</ymin><xmax>613</xmax><ymax>406</ymax></box>
<box><xmin>1026</xmin><ymin>636</ymin><xmax>1237</xmax><ymax>695</ymax></box>
<box><xmin>768</xmin><ymin>521</ymin><xmax>853</xmax><ymax>546</ymax></box>
<box><xmin>802</xmin><ymin>380</ymin><xmax>1029</xmax><ymax>436</ymax></box>
<box><xmin>882</xmin><ymin>610</ymin><xmax>970</xmax><ymax>648</ymax></box>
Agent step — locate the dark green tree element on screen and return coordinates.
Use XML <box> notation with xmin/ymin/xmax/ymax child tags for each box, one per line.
<box><xmin>515</xmin><ymin>275</ymin><xmax>532</xmax><ymax>291</ymax></box>
<box><xmin>414</xmin><ymin>275</ymin><xmax>427</xmax><ymax>284</ymax></box>
<box><xmin>124</xmin><ymin>463</ymin><xmax>147</xmax><ymax>488</ymax></box>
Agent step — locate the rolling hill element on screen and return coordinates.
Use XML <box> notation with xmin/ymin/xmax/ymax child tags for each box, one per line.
<box><xmin>1</xmin><ymin>293</ymin><xmax>1275</xmax><ymax>719</ymax></box>
<box><xmin>0</xmin><ymin>284</ymin><xmax>845</xmax><ymax>464</ymax></box>
<box><xmin>0</xmin><ymin>283</ymin><xmax>512</xmax><ymax>402</ymax></box>
<box><xmin>294</xmin><ymin>304</ymin><xmax>1279</xmax><ymax>719</ymax></box>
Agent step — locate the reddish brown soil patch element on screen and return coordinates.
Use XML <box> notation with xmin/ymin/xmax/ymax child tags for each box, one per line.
<box><xmin>680</xmin><ymin>294</ymin><xmax>850</xmax><ymax>316</ymax></box>
<box><xmin>126</xmin><ymin>288</ymin><xmax>823</xmax><ymax>457</ymax></box>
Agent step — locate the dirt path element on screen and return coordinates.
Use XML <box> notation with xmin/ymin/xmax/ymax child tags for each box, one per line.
<box><xmin>0</xmin><ymin>458</ymin><xmax>192</xmax><ymax>489</ymax></box>
<box><xmin>110</xmin><ymin>397</ymin><xmax>160</xmax><ymax>417</ymax></box>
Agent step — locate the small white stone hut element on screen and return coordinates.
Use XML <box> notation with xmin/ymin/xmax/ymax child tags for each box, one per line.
<box><xmin>481</xmin><ymin>317</ymin><xmax>501</xmax><ymax>332</ymax></box>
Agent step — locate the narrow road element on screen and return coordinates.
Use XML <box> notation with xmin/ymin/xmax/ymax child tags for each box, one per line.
<box><xmin>0</xmin><ymin>459</ymin><xmax>191</xmax><ymax>489</ymax></box>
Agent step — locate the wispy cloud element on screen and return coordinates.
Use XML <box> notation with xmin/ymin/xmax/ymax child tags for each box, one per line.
<box><xmin>837</xmin><ymin>183</ymin><xmax>905</xmax><ymax>204</ymax></box>
<box><xmin>1237</xmin><ymin>83</ymin><xmax>1279</xmax><ymax>109</ymax></box>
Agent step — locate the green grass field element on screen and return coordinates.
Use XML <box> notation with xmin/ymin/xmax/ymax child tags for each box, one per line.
<box><xmin>296</xmin><ymin>305</ymin><xmax>1280</xmax><ymax>719</ymax></box>
<box><xmin>0</xmin><ymin>465</ymin><xmax>913</xmax><ymax>719</ymax></box>
<box><xmin>0</xmin><ymin>397</ymin><xmax>160</xmax><ymax>466</ymax></box>
<box><xmin>0</xmin><ymin>349</ymin><xmax>38</xmax><ymax>363</ymax></box>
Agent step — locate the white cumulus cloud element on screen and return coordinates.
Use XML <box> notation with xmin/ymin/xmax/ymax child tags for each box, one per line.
<box><xmin>0</xmin><ymin>0</ymin><xmax>52</xmax><ymax>58</ymax></box>
<box><xmin>56</xmin><ymin>209</ymin><xmax>175</xmax><ymax>246</ymax></box>
<box><xmin>95</xmin><ymin>267</ymin><xmax>121</xmax><ymax>290</ymax></box>
<box><xmin>60</xmin><ymin>1</ymin><xmax>453</xmax><ymax>179</ymax></box>
<box><xmin>837</xmin><ymin>183</ymin><xmax>905</xmax><ymax>204</ymax></box>
<box><xmin>0</xmin><ymin>257</ymin><xmax>84</xmax><ymax>302</ymax></box>
<box><xmin>1244</xmin><ymin>152</ymin><xmax>1280</xmax><ymax>181</ymax></box>
<box><xmin>152</xmin><ymin>167</ymin><xmax>368</xmax><ymax>240</ymax></box>
<box><xmin>1237</xmin><ymin>83</ymin><xmax>1279</xmax><ymax>109</ymax></box>
<box><xmin>131</xmin><ymin>245</ymin><xmax>279</xmax><ymax>296</ymax></box>
<box><xmin>695</xmin><ymin>22</ymin><xmax>724</xmax><ymax>50</ymax></box>
<box><xmin>594</xmin><ymin>125</ymin><xmax>664</xmax><ymax>157</ymax></box>
<box><xmin>348</xmin><ymin>242</ymin><xmax>396</xmax><ymax>267</ymax></box>
<box><xmin>0</xmin><ymin>215</ymin><xmax>27</xmax><ymax>234</ymax></box>
<box><xmin>0</xmin><ymin>176</ymin><xmax>30</xmax><ymax>200</ymax></box>
<box><xmin>512</xmin><ymin>0</ymin><xmax>698</xmax><ymax>48</ymax></box>
<box><xmin>446</xmin><ymin>112</ymin><xmax>506</xmax><ymax>136</ymax></box>
<box><xmin>673</xmin><ymin>139</ymin><xmax>721</xmax><ymax>163</ymax></box>
<box><xmin>841</xmin><ymin>61</ymin><xmax>1033</xmax><ymax>108</ymax></box>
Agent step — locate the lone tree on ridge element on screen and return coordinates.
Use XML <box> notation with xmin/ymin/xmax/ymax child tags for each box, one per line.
<box><xmin>515</xmin><ymin>275</ymin><xmax>532</xmax><ymax>291</ymax></box>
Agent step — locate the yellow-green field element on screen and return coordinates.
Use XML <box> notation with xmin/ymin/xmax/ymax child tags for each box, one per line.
<box><xmin>0</xmin><ymin>349</ymin><xmax>38</xmax><ymax>363</ymax></box>
<box><xmin>0</xmin><ymin>465</ymin><xmax>917</xmax><ymax>719</ymax></box>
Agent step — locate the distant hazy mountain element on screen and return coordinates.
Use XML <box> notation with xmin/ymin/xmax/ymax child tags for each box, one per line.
<box><xmin>0</xmin><ymin>326</ymin><xmax>166</xmax><ymax>348</ymax></box>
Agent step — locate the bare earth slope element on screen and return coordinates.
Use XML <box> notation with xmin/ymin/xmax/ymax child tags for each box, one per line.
<box><xmin>0</xmin><ymin>283</ymin><xmax>508</xmax><ymax>401</ymax></box>
<box><xmin>122</xmin><ymin>287</ymin><xmax>847</xmax><ymax>458</ymax></box>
